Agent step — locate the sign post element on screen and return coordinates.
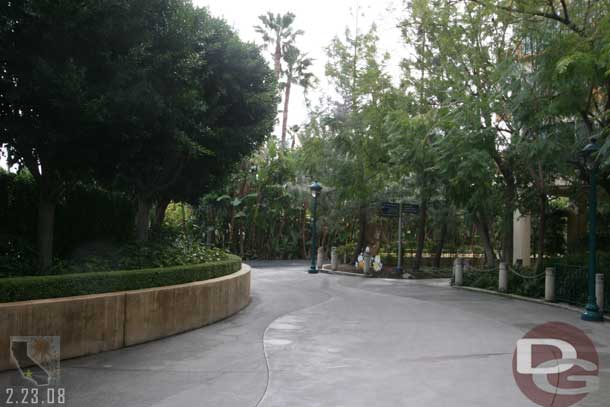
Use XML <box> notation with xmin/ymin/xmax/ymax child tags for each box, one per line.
<box><xmin>381</xmin><ymin>202</ymin><xmax>419</xmax><ymax>277</ymax></box>
<box><xmin>396</xmin><ymin>203</ymin><xmax>403</xmax><ymax>275</ymax></box>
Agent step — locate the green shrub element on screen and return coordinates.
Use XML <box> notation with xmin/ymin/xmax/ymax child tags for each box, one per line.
<box><xmin>1</xmin><ymin>228</ymin><xmax>230</xmax><ymax>278</ymax></box>
<box><xmin>335</xmin><ymin>243</ymin><xmax>356</xmax><ymax>262</ymax></box>
<box><xmin>0</xmin><ymin>237</ymin><xmax>37</xmax><ymax>278</ymax></box>
<box><xmin>0</xmin><ymin>254</ymin><xmax>241</xmax><ymax>303</ymax></box>
<box><xmin>507</xmin><ymin>269</ymin><xmax>545</xmax><ymax>298</ymax></box>
<box><xmin>55</xmin><ymin>234</ymin><xmax>230</xmax><ymax>275</ymax></box>
<box><xmin>463</xmin><ymin>269</ymin><xmax>497</xmax><ymax>290</ymax></box>
<box><xmin>0</xmin><ymin>171</ymin><xmax>135</xmax><ymax>274</ymax></box>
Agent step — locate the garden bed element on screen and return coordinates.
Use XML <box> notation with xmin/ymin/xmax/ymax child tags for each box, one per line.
<box><xmin>0</xmin><ymin>254</ymin><xmax>241</xmax><ymax>303</ymax></box>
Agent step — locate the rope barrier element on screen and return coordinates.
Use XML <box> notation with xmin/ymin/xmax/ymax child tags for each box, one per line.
<box><xmin>508</xmin><ymin>265</ymin><xmax>546</xmax><ymax>279</ymax></box>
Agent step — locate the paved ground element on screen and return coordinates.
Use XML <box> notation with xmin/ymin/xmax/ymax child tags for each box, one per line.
<box><xmin>1</xmin><ymin>261</ymin><xmax>610</xmax><ymax>406</ymax></box>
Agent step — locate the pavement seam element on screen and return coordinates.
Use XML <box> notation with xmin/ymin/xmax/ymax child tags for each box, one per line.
<box><xmin>254</xmin><ymin>294</ymin><xmax>335</xmax><ymax>407</ymax></box>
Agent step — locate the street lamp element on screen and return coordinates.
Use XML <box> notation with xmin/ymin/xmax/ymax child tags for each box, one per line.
<box><xmin>580</xmin><ymin>137</ymin><xmax>603</xmax><ymax>322</ymax></box>
<box><xmin>308</xmin><ymin>181</ymin><xmax>322</xmax><ymax>274</ymax></box>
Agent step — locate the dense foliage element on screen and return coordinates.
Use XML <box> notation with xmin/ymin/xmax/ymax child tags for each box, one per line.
<box><xmin>196</xmin><ymin>1</ymin><xmax>610</xmax><ymax>274</ymax></box>
<box><xmin>0</xmin><ymin>0</ymin><xmax>276</xmax><ymax>273</ymax></box>
<box><xmin>3</xmin><ymin>0</ymin><xmax>610</xmax><ymax>279</ymax></box>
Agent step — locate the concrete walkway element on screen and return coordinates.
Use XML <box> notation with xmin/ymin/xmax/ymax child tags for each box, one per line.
<box><xmin>1</xmin><ymin>261</ymin><xmax>609</xmax><ymax>406</ymax></box>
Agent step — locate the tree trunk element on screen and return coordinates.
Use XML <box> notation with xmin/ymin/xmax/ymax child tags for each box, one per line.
<box><xmin>535</xmin><ymin>193</ymin><xmax>547</xmax><ymax>272</ymax></box>
<box><xmin>37</xmin><ymin>194</ymin><xmax>55</xmax><ymax>273</ymax></box>
<box><xmin>281</xmin><ymin>79</ymin><xmax>292</xmax><ymax>148</ymax></box>
<box><xmin>433</xmin><ymin>221</ymin><xmax>448</xmax><ymax>269</ymax></box>
<box><xmin>476</xmin><ymin>213</ymin><xmax>496</xmax><ymax>267</ymax></box>
<box><xmin>135</xmin><ymin>198</ymin><xmax>153</xmax><ymax>242</ymax></box>
<box><xmin>151</xmin><ymin>198</ymin><xmax>170</xmax><ymax>236</ymax></box>
<box><xmin>181</xmin><ymin>202</ymin><xmax>189</xmax><ymax>238</ymax></box>
<box><xmin>502</xmin><ymin>179</ymin><xmax>516</xmax><ymax>265</ymax></box>
<box><xmin>301</xmin><ymin>203</ymin><xmax>308</xmax><ymax>259</ymax></box>
<box><xmin>320</xmin><ymin>226</ymin><xmax>328</xmax><ymax>255</ymax></box>
<box><xmin>274</xmin><ymin>39</ymin><xmax>282</xmax><ymax>81</ymax></box>
<box><xmin>277</xmin><ymin>212</ymin><xmax>286</xmax><ymax>259</ymax></box>
<box><xmin>491</xmin><ymin>150</ymin><xmax>516</xmax><ymax>265</ymax></box>
<box><xmin>413</xmin><ymin>200</ymin><xmax>428</xmax><ymax>273</ymax></box>
<box><xmin>354</xmin><ymin>205</ymin><xmax>367</xmax><ymax>262</ymax></box>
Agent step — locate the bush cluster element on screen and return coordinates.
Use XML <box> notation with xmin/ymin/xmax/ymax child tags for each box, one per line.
<box><xmin>0</xmin><ymin>254</ymin><xmax>241</xmax><ymax>303</ymax></box>
<box><xmin>1</xmin><ymin>171</ymin><xmax>135</xmax><ymax>264</ymax></box>
<box><xmin>54</xmin><ymin>233</ymin><xmax>231</xmax><ymax>275</ymax></box>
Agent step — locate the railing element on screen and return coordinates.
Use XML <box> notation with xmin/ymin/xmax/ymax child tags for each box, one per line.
<box><xmin>553</xmin><ymin>263</ymin><xmax>589</xmax><ymax>308</ymax></box>
<box><xmin>507</xmin><ymin>265</ymin><xmax>546</xmax><ymax>299</ymax></box>
<box><xmin>454</xmin><ymin>257</ymin><xmax>610</xmax><ymax>315</ymax></box>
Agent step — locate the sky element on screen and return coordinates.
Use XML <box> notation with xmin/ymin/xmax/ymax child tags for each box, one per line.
<box><xmin>0</xmin><ymin>0</ymin><xmax>407</xmax><ymax>171</ymax></box>
<box><xmin>194</xmin><ymin>0</ymin><xmax>408</xmax><ymax>139</ymax></box>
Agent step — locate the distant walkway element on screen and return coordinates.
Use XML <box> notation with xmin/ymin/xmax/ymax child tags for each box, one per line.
<box><xmin>1</xmin><ymin>261</ymin><xmax>609</xmax><ymax>406</ymax></box>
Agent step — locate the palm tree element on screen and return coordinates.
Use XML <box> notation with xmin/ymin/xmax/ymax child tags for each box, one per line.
<box><xmin>281</xmin><ymin>45</ymin><xmax>316</xmax><ymax>148</ymax></box>
<box><xmin>288</xmin><ymin>125</ymin><xmax>300</xmax><ymax>149</ymax></box>
<box><xmin>254</xmin><ymin>12</ymin><xmax>302</xmax><ymax>81</ymax></box>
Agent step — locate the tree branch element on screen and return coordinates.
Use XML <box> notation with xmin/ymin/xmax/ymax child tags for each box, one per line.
<box><xmin>467</xmin><ymin>0</ymin><xmax>585</xmax><ymax>36</ymax></box>
<box><xmin>559</xmin><ymin>0</ymin><xmax>570</xmax><ymax>22</ymax></box>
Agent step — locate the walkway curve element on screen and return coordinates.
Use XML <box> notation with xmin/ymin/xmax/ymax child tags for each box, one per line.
<box><xmin>0</xmin><ymin>261</ymin><xmax>608</xmax><ymax>407</ymax></box>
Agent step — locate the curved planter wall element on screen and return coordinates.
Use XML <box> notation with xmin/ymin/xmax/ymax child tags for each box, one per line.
<box><xmin>0</xmin><ymin>265</ymin><xmax>250</xmax><ymax>371</ymax></box>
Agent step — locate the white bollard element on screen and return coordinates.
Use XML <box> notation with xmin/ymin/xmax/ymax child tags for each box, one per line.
<box><xmin>331</xmin><ymin>247</ymin><xmax>338</xmax><ymax>271</ymax></box>
<box><xmin>454</xmin><ymin>258</ymin><xmax>463</xmax><ymax>286</ymax></box>
<box><xmin>545</xmin><ymin>267</ymin><xmax>555</xmax><ymax>302</ymax></box>
<box><xmin>499</xmin><ymin>262</ymin><xmax>508</xmax><ymax>292</ymax></box>
<box><xmin>363</xmin><ymin>252</ymin><xmax>372</xmax><ymax>276</ymax></box>
<box><xmin>317</xmin><ymin>246</ymin><xmax>324</xmax><ymax>270</ymax></box>
<box><xmin>596</xmin><ymin>273</ymin><xmax>604</xmax><ymax>312</ymax></box>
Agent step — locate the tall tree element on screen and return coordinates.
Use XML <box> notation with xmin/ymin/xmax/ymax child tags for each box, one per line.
<box><xmin>0</xmin><ymin>0</ymin><xmax>153</xmax><ymax>270</ymax></box>
<box><xmin>314</xmin><ymin>25</ymin><xmax>395</xmax><ymax>260</ymax></box>
<box><xmin>280</xmin><ymin>45</ymin><xmax>316</xmax><ymax>148</ymax></box>
<box><xmin>399</xmin><ymin>0</ymin><xmax>520</xmax><ymax>266</ymax></box>
<box><xmin>112</xmin><ymin>6</ymin><xmax>277</xmax><ymax>241</ymax></box>
<box><xmin>254</xmin><ymin>12</ymin><xmax>303</xmax><ymax>81</ymax></box>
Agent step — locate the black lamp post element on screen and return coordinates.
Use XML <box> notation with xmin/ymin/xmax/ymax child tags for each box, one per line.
<box><xmin>581</xmin><ymin>138</ymin><xmax>603</xmax><ymax>322</ymax></box>
<box><xmin>308</xmin><ymin>181</ymin><xmax>322</xmax><ymax>274</ymax></box>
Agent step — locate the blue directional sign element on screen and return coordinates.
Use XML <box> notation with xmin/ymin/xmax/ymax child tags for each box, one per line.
<box><xmin>381</xmin><ymin>203</ymin><xmax>400</xmax><ymax>217</ymax></box>
<box><xmin>402</xmin><ymin>203</ymin><xmax>420</xmax><ymax>214</ymax></box>
<box><xmin>380</xmin><ymin>202</ymin><xmax>419</xmax><ymax>217</ymax></box>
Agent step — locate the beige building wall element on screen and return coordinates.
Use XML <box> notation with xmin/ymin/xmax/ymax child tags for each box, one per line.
<box><xmin>513</xmin><ymin>210</ymin><xmax>531</xmax><ymax>266</ymax></box>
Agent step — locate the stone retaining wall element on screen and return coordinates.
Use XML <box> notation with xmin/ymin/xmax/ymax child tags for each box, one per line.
<box><xmin>0</xmin><ymin>265</ymin><xmax>250</xmax><ymax>371</ymax></box>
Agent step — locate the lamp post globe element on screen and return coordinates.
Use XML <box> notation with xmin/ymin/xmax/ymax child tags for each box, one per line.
<box><xmin>580</xmin><ymin>138</ymin><xmax>603</xmax><ymax>322</ymax></box>
<box><xmin>309</xmin><ymin>181</ymin><xmax>322</xmax><ymax>274</ymax></box>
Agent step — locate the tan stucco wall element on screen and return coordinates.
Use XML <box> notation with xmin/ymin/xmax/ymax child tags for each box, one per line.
<box><xmin>0</xmin><ymin>265</ymin><xmax>250</xmax><ymax>371</ymax></box>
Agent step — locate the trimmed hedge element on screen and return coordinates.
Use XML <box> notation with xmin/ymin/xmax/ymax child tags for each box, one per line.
<box><xmin>379</xmin><ymin>253</ymin><xmax>456</xmax><ymax>269</ymax></box>
<box><xmin>0</xmin><ymin>254</ymin><xmax>241</xmax><ymax>303</ymax></box>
